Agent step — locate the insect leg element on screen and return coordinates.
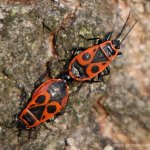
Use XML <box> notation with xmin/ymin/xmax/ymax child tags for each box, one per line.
<box><xmin>98</xmin><ymin>74</ymin><xmax>105</xmax><ymax>83</ymax></box>
<box><xmin>0</xmin><ymin>120</ymin><xmax>16</xmax><ymax>128</ymax></box>
<box><xmin>80</xmin><ymin>34</ymin><xmax>102</xmax><ymax>45</ymax></box>
<box><xmin>69</xmin><ymin>47</ymin><xmax>87</xmax><ymax>59</ymax></box>
<box><xmin>71</xmin><ymin>82</ymin><xmax>84</xmax><ymax>94</ymax></box>
<box><xmin>34</xmin><ymin>70</ymin><xmax>48</xmax><ymax>88</ymax></box>
<box><xmin>103</xmin><ymin>66</ymin><xmax>110</xmax><ymax>76</ymax></box>
<box><xmin>17</xmin><ymin>87</ymin><xmax>28</xmax><ymax>108</ymax></box>
<box><xmin>70</xmin><ymin>47</ymin><xmax>87</xmax><ymax>52</ymax></box>
<box><xmin>117</xmin><ymin>51</ymin><xmax>122</xmax><ymax>55</ymax></box>
<box><xmin>28</xmin><ymin>129</ymin><xmax>32</xmax><ymax>140</ymax></box>
<box><xmin>42</xmin><ymin>123</ymin><xmax>52</xmax><ymax>131</ymax></box>
<box><xmin>17</xmin><ymin>129</ymin><xmax>22</xmax><ymax>140</ymax></box>
<box><xmin>59</xmin><ymin>47</ymin><xmax>87</xmax><ymax>61</ymax></box>
<box><xmin>97</xmin><ymin>66</ymin><xmax>111</xmax><ymax>82</ymax></box>
<box><xmin>101</xmin><ymin>66</ymin><xmax>110</xmax><ymax>76</ymax></box>
<box><xmin>85</xmin><ymin>79</ymin><xmax>102</xmax><ymax>83</ymax></box>
<box><xmin>102</xmin><ymin>32</ymin><xmax>113</xmax><ymax>42</ymax></box>
<box><xmin>60</xmin><ymin>47</ymin><xmax>87</xmax><ymax>72</ymax></box>
<box><xmin>34</xmin><ymin>60</ymin><xmax>53</xmax><ymax>88</ymax></box>
<box><xmin>46</xmin><ymin>60</ymin><xmax>52</xmax><ymax>78</ymax></box>
<box><xmin>60</xmin><ymin>46</ymin><xmax>86</xmax><ymax>63</ymax></box>
<box><xmin>27</xmin><ymin>128</ymin><xmax>37</xmax><ymax>140</ymax></box>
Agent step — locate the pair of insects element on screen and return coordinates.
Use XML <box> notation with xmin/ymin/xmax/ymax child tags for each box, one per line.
<box><xmin>1</xmin><ymin>11</ymin><xmax>137</xmax><ymax>136</ymax></box>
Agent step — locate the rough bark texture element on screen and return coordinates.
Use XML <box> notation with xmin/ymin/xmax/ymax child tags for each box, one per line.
<box><xmin>0</xmin><ymin>0</ymin><xmax>150</xmax><ymax>150</ymax></box>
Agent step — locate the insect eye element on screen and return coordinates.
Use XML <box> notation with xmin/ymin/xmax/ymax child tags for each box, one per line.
<box><xmin>112</xmin><ymin>40</ymin><xmax>120</xmax><ymax>49</ymax></box>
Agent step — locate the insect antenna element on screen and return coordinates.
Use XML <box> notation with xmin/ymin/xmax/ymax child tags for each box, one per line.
<box><xmin>111</xmin><ymin>4</ymin><xmax>119</xmax><ymax>36</ymax></box>
<box><xmin>120</xmin><ymin>20</ymin><xmax>138</xmax><ymax>45</ymax></box>
<box><xmin>103</xmin><ymin>5</ymin><xmax>120</xmax><ymax>41</ymax></box>
<box><xmin>0</xmin><ymin>121</ymin><xmax>16</xmax><ymax>128</ymax></box>
<box><xmin>115</xmin><ymin>9</ymin><xmax>131</xmax><ymax>39</ymax></box>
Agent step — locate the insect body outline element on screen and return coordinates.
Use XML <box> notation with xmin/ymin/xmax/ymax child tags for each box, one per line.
<box><xmin>67</xmin><ymin>10</ymin><xmax>137</xmax><ymax>82</ymax></box>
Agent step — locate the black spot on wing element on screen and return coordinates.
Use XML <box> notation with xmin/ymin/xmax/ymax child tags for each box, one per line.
<box><xmin>91</xmin><ymin>65</ymin><xmax>99</xmax><ymax>73</ymax></box>
<box><xmin>35</xmin><ymin>95</ymin><xmax>45</xmax><ymax>104</ymax></box>
<box><xmin>47</xmin><ymin>105</ymin><xmax>57</xmax><ymax>113</ymax></box>
<box><xmin>82</xmin><ymin>53</ymin><xmax>91</xmax><ymax>61</ymax></box>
